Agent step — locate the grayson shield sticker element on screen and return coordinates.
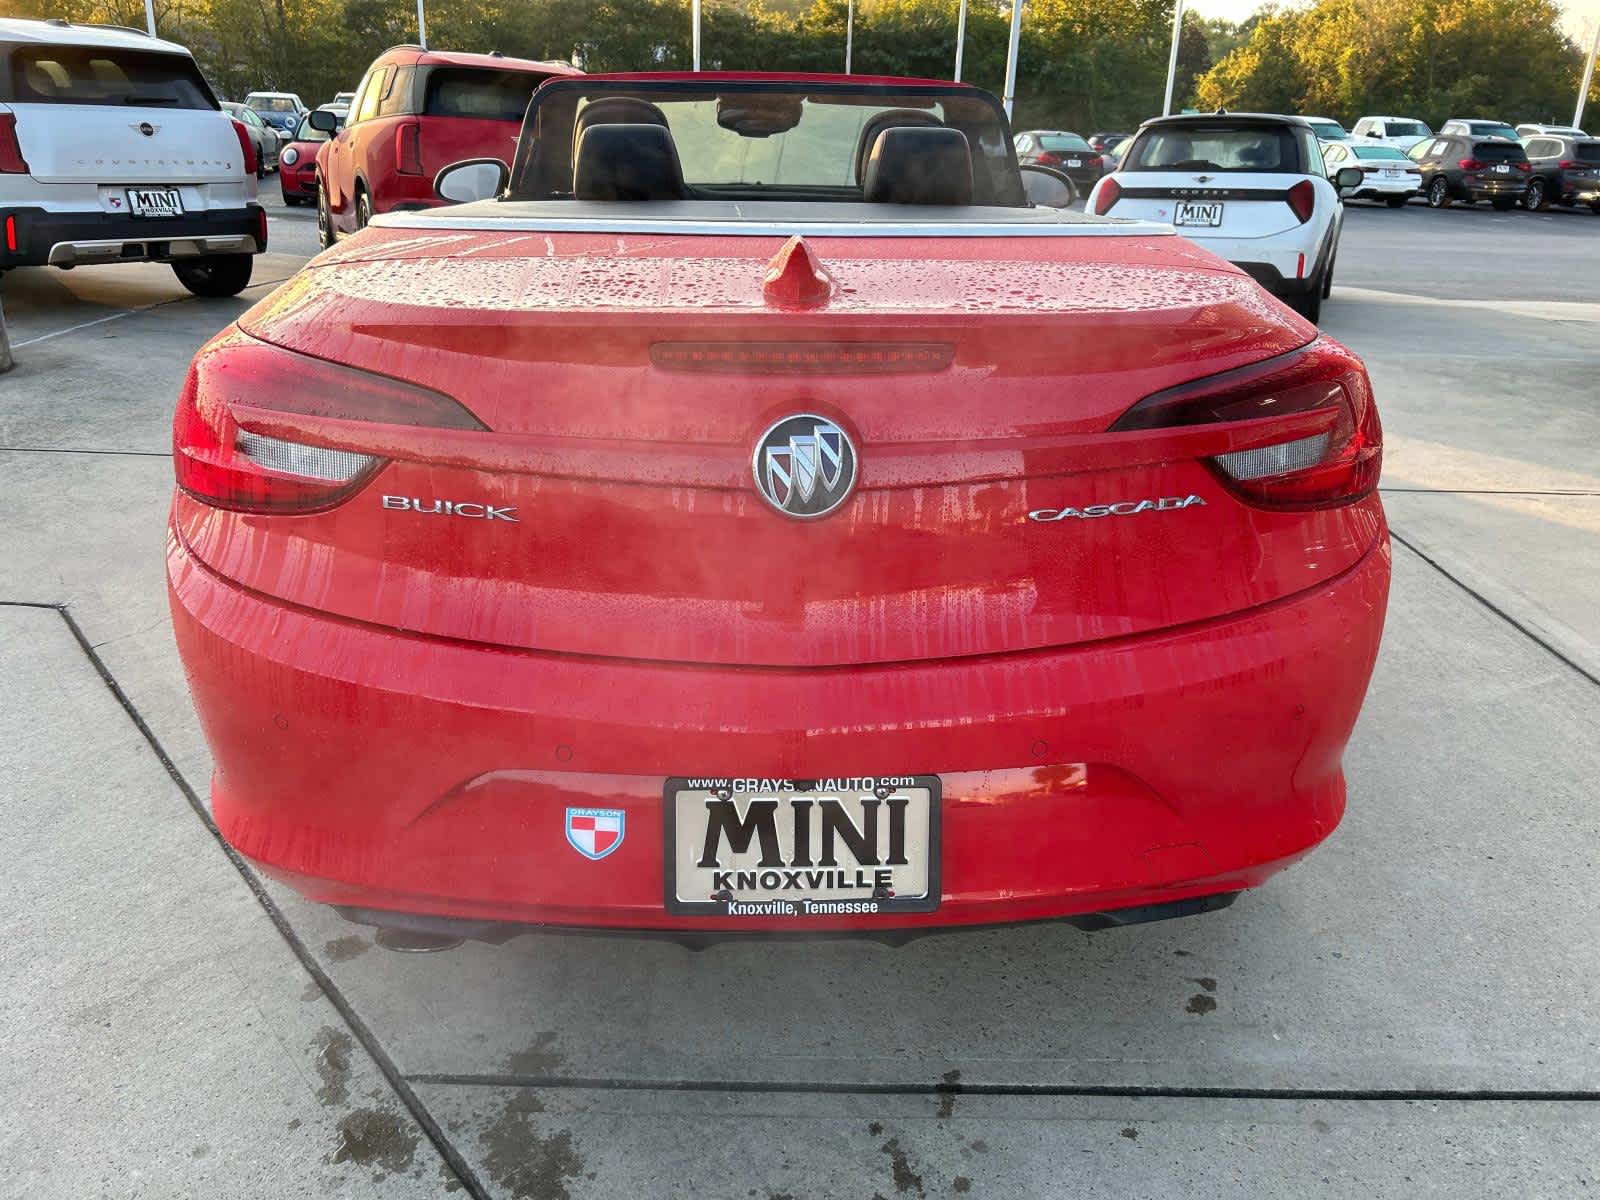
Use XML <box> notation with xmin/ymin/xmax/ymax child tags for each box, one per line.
<box><xmin>752</xmin><ymin>414</ymin><xmax>857</xmax><ymax>519</ymax></box>
<box><xmin>565</xmin><ymin>807</ymin><xmax>625</xmax><ymax>860</ymax></box>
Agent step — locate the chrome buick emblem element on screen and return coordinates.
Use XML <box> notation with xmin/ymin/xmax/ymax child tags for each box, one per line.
<box><xmin>753</xmin><ymin>414</ymin><xmax>857</xmax><ymax>519</ymax></box>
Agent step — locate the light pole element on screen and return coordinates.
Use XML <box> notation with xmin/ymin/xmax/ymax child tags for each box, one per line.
<box><xmin>415</xmin><ymin>0</ymin><xmax>427</xmax><ymax>49</ymax></box>
<box><xmin>845</xmin><ymin>0</ymin><xmax>854</xmax><ymax>75</ymax></box>
<box><xmin>143</xmin><ymin>0</ymin><xmax>156</xmax><ymax>35</ymax></box>
<box><xmin>693</xmin><ymin>0</ymin><xmax>702</xmax><ymax>70</ymax></box>
<box><xmin>1001</xmin><ymin>0</ymin><xmax>1023</xmax><ymax>118</ymax></box>
<box><xmin>1162</xmin><ymin>0</ymin><xmax>1185</xmax><ymax>115</ymax></box>
<box><xmin>954</xmin><ymin>0</ymin><xmax>968</xmax><ymax>81</ymax></box>
<box><xmin>1577</xmin><ymin>20</ymin><xmax>1599</xmax><ymax>130</ymax></box>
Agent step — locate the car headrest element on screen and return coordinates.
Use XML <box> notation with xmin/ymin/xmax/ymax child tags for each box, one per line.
<box><xmin>572</xmin><ymin>123</ymin><xmax>687</xmax><ymax>201</ymax></box>
<box><xmin>855</xmin><ymin>108</ymin><xmax>944</xmax><ymax>184</ymax></box>
<box><xmin>862</xmin><ymin>127</ymin><xmax>974</xmax><ymax>205</ymax></box>
<box><xmin>574</xmin><ymin>96</ymin><xmax>670</xmax><ymax>141</ymax></box>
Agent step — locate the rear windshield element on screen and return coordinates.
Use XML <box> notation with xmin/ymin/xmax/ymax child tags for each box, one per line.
<box><xmin>293</xmin><ymin>112</ymin><xmax>340</xmax><ymax>142</ymax></box>
<box><xmin>1038</xmin><ymin>134</ymin><xmax>1092</xmax><ymax>152</ymax></box>
<box><xmin>7</xmin><ymin>46</ymin><xmax>215</xmax><ymax>109</ymax></box>
<box><xmin>1122</xmin><ymin>125</ymin><xmax>1301</xmax><ymax>173</ymax></box>
<box><xmin>1353</xmin><ymin>145</ymin><xmax>1409</xmax><ymax>161</ymax></box>
<box><xmin>1468</xmin><ymin>123</ymin><xmax>1519</xmax><ymax>141</ymax></box>
<box><xmin>247</xmin><ymin>96</ymin><xmax>299</xmax><ymax>113</ymax></box>
<box><xmin>1387</xmin><ymin>120</ymin><xmax>1430</xmax><ymax>137</ymax></box>
<box><xmin>1307</xmin><ymin>121</ymin><xmax>1346</xmax><ymax>139</ymax></box>
<box><xmin>424</xmin><ymin>68</ymin><xmax>547</xmax><ymax>122</ymax></box>
<box><xmin>1474</xmin><ymin>141</ymin><xmax>1527</xmax><ymax>162</ymax></box>
<box><xmin>1571</xmin><ymin>141</ymin><xmax>1600</xmax><ymax>163</ymax></box>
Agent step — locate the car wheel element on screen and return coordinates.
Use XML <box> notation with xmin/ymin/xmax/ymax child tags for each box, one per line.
<box><xmin>1427</xmin><ymin>177</ymin><xmax>1452</xmax><ymax>208</ymax></box>
<box><xmin>1286</xmin><ymin>279</ymin><xmax>1322</xmax><ymax>324</ymax></box>
<box><xmin>356</xmin><ymin>189</ymin><xmax>372</xmax><ymax>231</ymax></box>
<box><xmin>1491</xmin><ymin>197</ymin><xmax>1516</xmax><ymax>211</ymax></box>
<box><xmin>316</xmin><ymin>183</ymin><xmax>335</xmax><ymax>249</ymax></box>
<box><xmin>1524</xmin><ymin>178</ymin><xmax>1549</xmax><ymax>211</ymax></box>
<box><xmin>1385</xmin><ymin>195</ymin><xmax>1407</xmax><ymax>208</ymax></box>
<box><xmin>172</xmin><ymin>254</ymin><xmax>254</xmax><ymax>298</ymax></box>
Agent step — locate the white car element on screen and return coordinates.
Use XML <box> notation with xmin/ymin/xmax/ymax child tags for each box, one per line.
<box><xmin>1440</xmin><ymin>118</ymin><xmax>1520</xmax><ymax>142</ymax></box>
<box><xmin>1322</xmin><ymin>141</ymin><xmax>1422</xmax><ymax>206</ymax></box>
<box><xmin>1303</xmin><ymin>116</ymin><xmax>1350</xmax><ymax>144</ymax></box>
<box><xmin>1351</xmin><ymin>115</ymin><xmax>1433</xmax><ymax>152</ymax></box>
<box><xmin>1517</xmin><ymin>123</ymin><xmax>1587</xmax><ymax>139</ymax></box>
<box><xmin>0</xmin><ymin>17</ymin><xmax>264</xmax><ymax>296</ymax></box>
<box><xmin>1087</xmin><ymin>113</ymin><xmax>1361</xmax><ymax>323</ymax></box>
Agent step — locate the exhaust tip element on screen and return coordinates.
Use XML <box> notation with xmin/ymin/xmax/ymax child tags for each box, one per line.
<box><xmin>374</xmin><ymin>927</ymin><xmax>464</xmax><ymax>953</ymax></box>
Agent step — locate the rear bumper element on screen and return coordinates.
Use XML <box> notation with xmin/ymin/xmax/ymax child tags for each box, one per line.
<box><xmin>168</xmin><ymin>516</ymin><xmax>1391</xmax><ymax>934</ymax></box>
<box><xmin>1464</xmin><ymin>178</ymin><xmax>1527</xmax><ymax>199</ymax></box>
<box><xmin>0</xmin><ymin>205</ymin><xmax>265</xmax><ymax>269</ymax></box>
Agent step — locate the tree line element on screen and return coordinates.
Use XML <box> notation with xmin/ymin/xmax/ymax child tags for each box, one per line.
<box><xmin>12</xmin><ymin>0</ymin><xmax>1598</xmax><ymax>133</ymax></box>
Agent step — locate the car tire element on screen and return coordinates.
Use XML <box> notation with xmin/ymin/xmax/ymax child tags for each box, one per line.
<box><xmin>1286</xmin><ymin>278</ymin><xmax>1322</xmax><ymax>324</ymax></box>
<box><xmin>1385</xmin><ymin>195</ymin><xmax>1407</xmax><ymax>208</ymax></box>
<box><xmin>172</xmin><ymin>254</ymin><xmax>254</xmax><ymax>298</ymax></box>
<box><xmin>1321</xmin><ymin>250</ymin><xmax>1335</xmax><ymax>300</ymax></box>
<box><xmin>356</xmin><ymin>189</ymin><xmax>372</xmax><ymax>231</ymax></box>
<box><xmin>283</xmin><ymin>194</ymin><xmax>303</xmax><ymax>207</ymax></box>
<box><xmin>1427</xmin><ymin>177</ymin><xmax>1452</xmax><ymax>208</ymax></box>
<box><xmin>1524</xmin><ymin>179</ymin><xmax>1549</xmax><ymax>211</ymax></box>
<box><xmin>316</xmin><ymin>183</ymin><xmax>335</xmax><ymax>249</ymax></box>
<box><xmin>1491</xmin><ymin>197</ymin><xmax>1516</xmax><ymax>211</ymax></box>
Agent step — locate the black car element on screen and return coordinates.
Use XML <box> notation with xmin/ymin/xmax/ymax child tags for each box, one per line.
<box><xmin>1519</xmin><ymin>135</ymin><xmax>1600</xmax><ymax>212</ymax></box>
<box><xmin>1408</xmin><ymin>134</ymin><xmax>1530</xmax><ymax>209</ymax></box>
<box><xmin>1013</xmin><ymin>130</ymin><xmax>1104</xmax><ymax>197</ymax></box>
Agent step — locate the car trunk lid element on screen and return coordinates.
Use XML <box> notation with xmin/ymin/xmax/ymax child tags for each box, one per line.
<box><xmin>176</xmin><ymin>227</ymin><xmax>1382</xmax><ymax>668</ymax></box>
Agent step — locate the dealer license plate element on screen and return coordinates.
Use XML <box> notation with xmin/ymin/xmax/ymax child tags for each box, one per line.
<box><xmin>665</xmin><ymin>776</ymin><xmax>940</xmax><ymax>917</ymax></box>
<box><xmin>1494</xmin><ymin>164</ymin><xmax>1510</xmax><ymax>174</ymax></box>
<box><xmin>127</xmin><ymin>187</ymin><xmax>183</xmax><ymax>217</ymax></box>
<box><xmin>1174</xmin><ymin>200</ymin><xmax>1224</xmax><ymax>226</ymax></box>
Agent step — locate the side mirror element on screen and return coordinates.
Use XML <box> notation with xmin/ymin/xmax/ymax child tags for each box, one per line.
<box><xmin>307</xmin><ymin>109</ymin><xmax>338</xmax><ymax>134</ymax></box>
<box><xmin>1335</xmin><ymin>166</ymin><xmax>1363</xmax><ymax>189</ymax></box>
<box><xmin>435</xmin><ymin>158</ymin><xmax>509</xmax><ymax>205</ymax></box>
<box><xmin>1018</xmin><ymin>163</ymin><xmax>1077</xmax><ymax>209</ymax></box>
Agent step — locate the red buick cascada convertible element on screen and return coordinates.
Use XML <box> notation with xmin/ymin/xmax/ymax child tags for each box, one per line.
<box><xmin>169</xmin><ymin>73</ymin><xmax>1388</xmax><ymax>944</ymax></box>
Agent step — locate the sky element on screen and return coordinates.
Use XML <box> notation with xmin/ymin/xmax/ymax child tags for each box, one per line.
<box><xmin>1181</xmin><ymin>0</ymin><xmax>1599</xmax><ymax>43</ymax></box>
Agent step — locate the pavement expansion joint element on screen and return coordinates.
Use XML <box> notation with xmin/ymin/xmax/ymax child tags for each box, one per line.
<box><xmin>16</xmin><ymin>602</ymin><xmax>492</xmax><ymax>1200</ymax></box>
<box><xmin>1389</xmin><ymin>531</ymin><xmax>1600</xmax><ymax>691</ymax></box>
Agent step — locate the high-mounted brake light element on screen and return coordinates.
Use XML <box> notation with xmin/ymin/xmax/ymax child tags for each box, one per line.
<box><xmin>1286</xmin><ymin>179</ymin><xmax>1316</xmax><ymax>222</ymax></box>
<box><xmin>396</xmin><ymin>121</ymin><xmax>423</xmax><ymax>175</ymax></box>
<box><xmin>1111</xmin><ymin>339</ymin><xmax>1382</xmax><ymax>510</ymax></box>
<box><xmin>1093</xmin><ymin>177</ymin><xmax>1121</xmax><ymax>215</ymax></box>
<box><xmin>230</xmin><ymin>118</ymin><xmax>257</xmax><ymax>176</ymax></box>
<box><xmin>173</xmin><ymin>336</ymin><xmax>485</xmax><ymax>514</ymax></box>
<box><xmin>0</xmin><ymin>114</ymin><xmax>28</xmax><ymax>174</ymax></box>
<box><xmin>651</xmin><ymin>342</ymin><xmax>954</xmax><ymax>374</ymax></box>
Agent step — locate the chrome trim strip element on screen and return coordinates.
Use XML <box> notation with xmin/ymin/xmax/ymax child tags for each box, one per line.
<box><xmin>368</xmin><ymin>213</ymin><xmax>1177</xmax><ymax>238</ymax></box>
<box><xmin>47</xmin><ymin>235</ymin><xmax>258</xmax><ymax>265</ymax></box>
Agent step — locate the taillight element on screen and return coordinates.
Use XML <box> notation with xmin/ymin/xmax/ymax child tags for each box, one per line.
<box><xmin>1084</xmin><ymin>154</ymin><xmax>1103</xmax><ymax>169</ymax></box>
<box><xmin>1036</xmin><ymin>151</ymin><xmax>1063</xmax><ymax>166</ymax></box>
<box><xmin>1286</xmin><ymin>179</ymin><xmax>1315</xmax><ymax>222</ymax></box>
<box><xmin>173</xmin><ymin>335</ymin><xmax>485</xmax><ymax>514</ymax></box>
<box><xmin>4</xmin><ymin>213</ymin><xmax>16</xmax><ymax>252</ymax></box>
<box><xmin>1110</xmin><ymin>338</ymin><xmax>1382</xmax><ymax>510</ymax></box>
<box><xmin>1458</xmin><ymin>157</ymin><xmax>1485</xmax><ymax>170</ymax></box>
<box><xmin>254</xmin><ymin>205</ymin><xmax>268</xmax><ymax>251</ymax></box>
<box><xmin>1093</xmin><ymin>176</ymin><xmax>1121</xmax><ymax>215</ymax></box>
<box><xmin>1513</xmin><ymin>161</ymin><xmax>1531</xmax><ymax>172</ymax></box>
<box><xmin>230</xmin><ymin>118</ymin><xmax>257</xmax><ymax>176</ymax></box>
<box><xmin>396</xmin><ymin>121</ymin><xmax>422</xmax><ymax>175</ymax></box>
<box><xmin>1558</xmin><ymin>159</ymin><xmax>1578</xmax><ymax>169</ymax></box>
<box><xmin>0</xmin><ymin>113</ymin><xmax>27</xmax><ymax>173</ymax></box>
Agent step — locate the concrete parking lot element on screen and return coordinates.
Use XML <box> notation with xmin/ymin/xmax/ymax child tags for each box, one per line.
<box><xmin>2</xmin><ymin>192</ymin><xmax>1598</xmax><ymax>1198</ymax></box>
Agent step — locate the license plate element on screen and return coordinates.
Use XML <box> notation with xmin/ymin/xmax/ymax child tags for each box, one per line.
<box><xmin>1067</xmin><ymin>158</ymin><xmax>1082</xmax><ymax>167</ymax></box>
<box><xmin>127</xmin><ymin>187</ymin><xmax>183</xmax><ymax>217</ymax></box>
<box><xmin>1382</xmin><ymin>169</ymin><xmax>1402</xmax><ymax>178</ymax></box>
<box><xmin>1495</xmin><ymin>164</ymin><xmax>1510</xmax><ymax>174</ymax></box>
<box><xmin>665</xmin><ymin>776</ymin><xmax>940</xmax><ymax>917</ymax></box>
<box><xmin>1174</xmin><ymin>200</ymin><xmax>1224</xmax><ymax>226</ymax></box>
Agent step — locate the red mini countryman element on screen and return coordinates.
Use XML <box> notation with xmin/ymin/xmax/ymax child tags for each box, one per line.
<box><xmin>169</xmin><ymin>73</ymin><xmax>1389</xmax><ymax>946</ymax></box>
